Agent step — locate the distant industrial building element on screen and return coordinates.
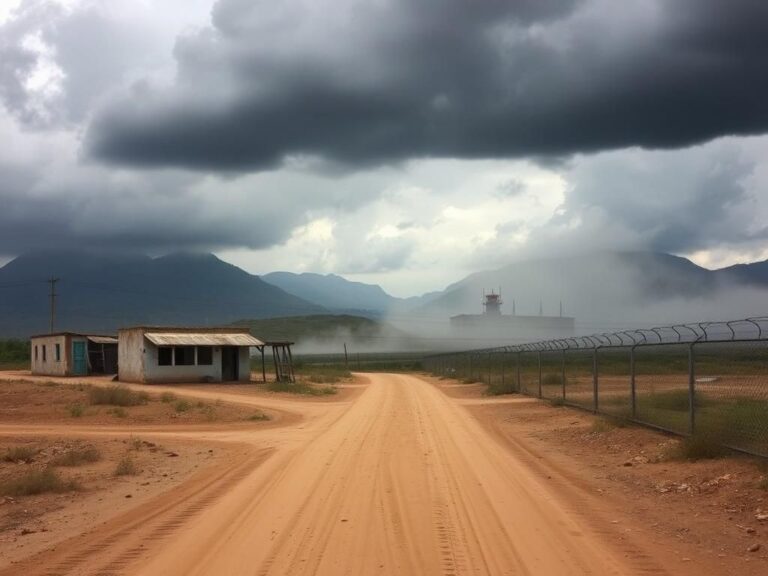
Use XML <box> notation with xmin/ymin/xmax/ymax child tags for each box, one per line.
<box><xmin>118</xmin><ymin>326</ymin><xmax>265</xmax><ymax>384</ymax></box>
<box><xmin>450</xmin><ymin>291</ymin><xmax>575</xmax><ymax>343</ymax></box>
<box><xmin>30</xmin><ymin>332</ymin><xmax>118</xmax><ymax>377</ymax></box>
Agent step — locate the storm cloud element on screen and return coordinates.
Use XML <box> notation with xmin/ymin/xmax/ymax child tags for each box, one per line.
<box><xmin>3</xmin><ymin>0</ymin><xmax>768</xmax><ymax>291</ymax></box>
<box><xmin>87</xmin><ymin>0</ymin><xmax>768</xmax><ymax>171</ymax></box>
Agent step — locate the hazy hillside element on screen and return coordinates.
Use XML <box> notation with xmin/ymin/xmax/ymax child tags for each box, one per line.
<box><xmin>262</xmin><ymin>272</ymin><xmax>394</xmax><ymax>315</ymax></box>
<box><xmin>233</xmin><ymin>314</ymin><xmax>416</xmax><ymax>353</ymax></box>
<box><xmin>5</xmin><ymin>248</ymin><xmax>768</xmax><ymax>343</ymax></box>
<box><xmin>262</xmin><ymin>271</ymin><xmax>441</xmax><ymax>315</ymax></box>
<box><xmin>716</xmin><ymin>259</ymin><xmax>768</xmax><ymax>287</ymax></box>
<box><xmin>411</xmin><ymin>251</ymin><xmax>767</xmax><ymax>333</ymax></box>
<box><xmin>0</xmin><ymin>251</ymin><xmax>323</xmax><ymax>337</ymax></box>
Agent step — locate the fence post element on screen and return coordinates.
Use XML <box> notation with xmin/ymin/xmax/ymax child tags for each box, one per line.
<box><xmin>592</xmin><ymin>348</ymin><xmax>599</xmax><ymax>413</ymax></box>
<box><xmin>561</xmin><ymin>349</ymin><xmax>566</xmax><ymax>401</ymax></box>
<box><xmin>537</xmin><ymin>351</ymin><xmax>542</xmax><ymax>398</ymax></box>
<box><xmin>630</xmin><ymin>346</ymin><xmax>637</xmax><ymax>419</ymax></box>
<box><xmin>688</xmin><ymin>343</ymin><xmax>696</xmax><ymax>435</ymax></box>
<box><xmin>517</xmin><ymin>352</ymin><xmax>521</xmax><ymax>394</ymax></box>
<box><xmin>468</xmin><ymin>353</ymin><xmax>472</xmax><ymax>381</ymax></box>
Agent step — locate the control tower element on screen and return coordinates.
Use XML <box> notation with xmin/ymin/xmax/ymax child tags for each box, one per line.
<box><xmin>482</xmin><ymin>290</ymin><xmax>503</xmax><ymax>316</ymax></box>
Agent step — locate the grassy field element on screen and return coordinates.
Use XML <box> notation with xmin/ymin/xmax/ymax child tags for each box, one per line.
<box><xmin>0</xmin><ymin>339</ymin><xmax>29</xmax><ymax>370</ymax></box>
<box><xmin>431</xmin><ymin>344</ymin><xmax>768</xmax><ymax>458</ymax></box>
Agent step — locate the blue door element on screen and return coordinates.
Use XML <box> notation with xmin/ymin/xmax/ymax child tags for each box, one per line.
<box><xmin>72</xmin><ymin>341</ymin><xmax>87</xmax><ymax>375</ymax></box>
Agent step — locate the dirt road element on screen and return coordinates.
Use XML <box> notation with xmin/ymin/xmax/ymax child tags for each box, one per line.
<box><xmin>2</xmin><ymin>373</ymin><xmax>699</xmax><ymax>575</ymax></box>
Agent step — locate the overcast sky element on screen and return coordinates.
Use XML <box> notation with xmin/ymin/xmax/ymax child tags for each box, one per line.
<box><xmin>2</xmin><ymin>0</ymin><xmax>768</xmax><ymax>296</ymax></box>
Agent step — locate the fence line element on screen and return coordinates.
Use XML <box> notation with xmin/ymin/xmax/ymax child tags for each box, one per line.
<box><xmin>424</xmin><ymin>317</ymin><xmax>768</xmax><ymax>458</ymax></box>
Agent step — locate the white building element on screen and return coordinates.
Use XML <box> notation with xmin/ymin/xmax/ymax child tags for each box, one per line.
<box><xmin>118</xmin><ymin>326</ymin><xmax>263</xmax><ymax>384</ymax></box>
<box><xmin>30</xmin><ymin>332</ymin><xmax>118</xmax><ymax>377</ymax></box>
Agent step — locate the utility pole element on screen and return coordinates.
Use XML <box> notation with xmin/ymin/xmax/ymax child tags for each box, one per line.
<box><xmin>48</xmin><ymin>277</ymin><xmax>60</xmax><ymax>333</ymax></box>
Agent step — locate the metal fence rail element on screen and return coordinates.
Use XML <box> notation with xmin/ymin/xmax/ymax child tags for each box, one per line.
<box><xmin>424</xmin><ymin>317</ymin><xmax>768</xmax><ymax>458</ymax></box>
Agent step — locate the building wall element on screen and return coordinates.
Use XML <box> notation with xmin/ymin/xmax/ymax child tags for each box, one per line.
<box><xmin>238</xmin><ymin>347</ymin><xmax>250</xmax><ymax>382</ymax></box>
<box><xmin>142</xmin><ymin>343</ymin><xmax>223</xmax><ymax>383</ymax></box>
<box><xmin>118</xmin><ymin>327</ymin><xmax>255</xmax><ymax>384</ymax></box>
<box><xmin>118</xmin><ymin>328</ymin><xmax>147</xmax><ymax>383</ymax></box>
<box><xmin>31</xmin><ymin>335</ymin><xmax>70</xmax><ymax>376</ymax></box>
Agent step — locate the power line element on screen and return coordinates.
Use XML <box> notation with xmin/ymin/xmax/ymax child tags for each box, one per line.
<box><xmin>48</xmin><ymin>277</ymin><xmax>59</xmax><ymax>334</ymax></box>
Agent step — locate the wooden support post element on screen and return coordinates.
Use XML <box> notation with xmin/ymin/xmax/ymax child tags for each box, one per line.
<box><xmin>261</xmin><ymin>347</ymin><xmax>266</xmax><ymax>382</ymax></box>
<box><xmin>272</xmin><ymin>345</ymin><xmax>280</xmax><ymax>382</ymax></box>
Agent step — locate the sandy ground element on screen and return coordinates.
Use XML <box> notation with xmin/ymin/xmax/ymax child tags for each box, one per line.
<box><xmin>0</xmin><ymin>371</ymin><xmax>765</xmax><ymax>574</ymax></box>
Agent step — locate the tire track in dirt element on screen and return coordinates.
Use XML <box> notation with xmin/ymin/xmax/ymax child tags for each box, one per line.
<box><xmin>471</xmin><ymin>406</ymin><xmax>672</xmax><ymax>576</ymax></box>
<box><xmin>3</xmin><ymin>446</ymin><xmax>273</xmax><ymax>576</ymax></box>
<box><xmin>256</xmin><ymin>381</ymin><xmax>391</xmax><ymax>576</ymax></box>
<box><xmin>4</xmin><ymin>374</ymin><xmax>718</xmax><ymax>575</ymax></box>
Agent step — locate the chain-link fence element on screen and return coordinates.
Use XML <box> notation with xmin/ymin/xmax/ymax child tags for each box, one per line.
<box><xmin>425</xmin><ymin>317</ymin><xmax>768</xmax><ymax>458</ymax></box>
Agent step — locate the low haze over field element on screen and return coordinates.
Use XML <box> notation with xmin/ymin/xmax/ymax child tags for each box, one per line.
<box><xmin>2</xmin><ymin>0</ymin><xmax>768</xmax><ymax>298</ymax></box>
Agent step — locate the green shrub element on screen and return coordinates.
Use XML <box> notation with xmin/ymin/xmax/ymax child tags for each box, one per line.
<box><xmin>590</xmin><ymin>418</ymin><xmax>616</xmax><ymax>433</ymax></box>
<box><xmin>174</xmin><ymin>400</ymin><xmax>191</xmax><ymax>413</ymax></box>
<box><xmin>640</xmin><ymin>390</ymin><xmax>709</xmax><ymax>413</ymax></box>
<box><xmin>267</xmin><ymin>381</ymin><xmax>337</xmax><ymax>396</ymax></box>
<box><xmin>676</xmin><ymin>434</ymin><xmax>730</xmax><ymax>460</ymax></box>
<box><xmin>160</xmin><ymin>392</ymin><xmax>177</xmax><ymax>403</ymax></box>
<box><xmin>669</xmin><ymin>421</ymin><xmax>731</xmax><ymax>461</ymax></box>
<box><xmin>108</xmin><ymin>406</ymin><xmax>128</xmax><ymax>418</ymax></box>
<box><xmin>68</xmin><ymin>403</ymin><xmax>85</xmax><ymax>418</ymax></box>
<box><xmin>51</xmin><ymin>447</ymin><xmax>101</xmax><ymax>467</ymax></box>
<box><xmin>304</xmin><ymin>369</ymin><xmax>350</xmax><ymax>384</ymax></box>
<box><xmin>1</xmin><ymin>468</ymin><xmax>79</xmax><ymax>496</ymax></box>
<box><xmin>2</xmin><ymin>446</ymin><xmax>38</xmax><ymax>463</ymax></box>
<box><xmin>199</xmin><ymin>404</ymin><xmax>217</xmax><ymax>421</ymax></box>
<box><xmin>89</xmin><ymin>386</ymin><xmax>148</xmax><ymax>407</ymax></box>
<box><xmin>0</xmin><ymin>339</ymin><xmax>30</xmax><ymax>366</ymax></box>
<box><xmin>128</xmin><ymin>437</ymin><xmax>143</xmax><ymax>451</ymax></box>
<box><xmin>485</xmin><ymin>381</ymin><xmax>518</xmax><ymax>396</ymax></box>
<box><xmin>114</xmin><ymin>457</ymin><xmax>138</xmax><ymax>476</ymax></box>
<box><xmin>246</xmin><ymin>412</ymin><xmax>269</xmax><ymax>421</ymax></box>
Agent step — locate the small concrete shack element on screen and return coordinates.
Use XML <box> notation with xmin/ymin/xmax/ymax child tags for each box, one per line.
<box><xmin>30</xmin><ymin>332</ymin><xmax>118</xmax><ymax>377</ymax></box>
<box><xmin>118</xmin><ymin>326</ymin><xmax>263</xmax><ymax>384</ymax></box>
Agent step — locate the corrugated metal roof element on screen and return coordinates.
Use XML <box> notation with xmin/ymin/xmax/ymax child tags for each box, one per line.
<box><xmin>144</xmin><ymin>333</ymin><xmax>264</xmax><ymax>347</ymax></box>
<box><xmin>87</xmin><ymin>336</ymin><xmax>118</xmax><ymax>344</ymax></box>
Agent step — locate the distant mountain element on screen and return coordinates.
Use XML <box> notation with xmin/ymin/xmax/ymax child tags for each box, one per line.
<box><xmin>716</xmin><ymin>259</ymin><xmax>768</xmax><ymax>287</ymax></box>
<box><xmin>418</xmin><ymin>251</ymin><xmax>725</xmax><ymax>324</ymax></box>
<box><xmin>262</xmin><ymin>271</ymin><xmax>441</xmax><ymax>315</ymax></box>
<box><xmin>0</xmin><ymin>251</ymin><xmax>323</xmax><ymax>337</ymax></box>
<box><xmin>5</xmin><ymin>248</ymin><xmax>767</xmax><ymax>343</ymax></box>
<box><xmin>262</xmin><ymin>272</ymin><xmax>394</xmax><ymax>315</ymax></box>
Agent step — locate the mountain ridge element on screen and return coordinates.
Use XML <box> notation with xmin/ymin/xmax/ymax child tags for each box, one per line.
<box><xmin>0</xmin><ymin>250</ymin><xmax>323</xmax><ymax>337</ymax></box>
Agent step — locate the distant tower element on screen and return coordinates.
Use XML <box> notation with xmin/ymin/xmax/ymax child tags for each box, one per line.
<box><xmin>483</xmin><ymin>289</ymin><xmax>503</xmax><ymax>316</ymax></box>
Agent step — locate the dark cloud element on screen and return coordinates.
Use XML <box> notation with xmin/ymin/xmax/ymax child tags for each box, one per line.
<box><xmin>0</xmin><ymin>1</ymin><xmax>178</xmax><ymax>129</ymax></box>
<box><xmin>0</xmin><ymin>1</ymin><xmax>64</xmax><ymax>127</ymax></box>
<box><xmin>86</xmin><ymin>0</ymin><xmax>768</xmax><ymax>171</ymax></box>
<box><xmin>525</xmin><ymin>141</ymin><xmax>768</xmax><ymax>257</ymax></box>
<box><xmin>0</xmin><ymin>157</ymin><xmax>305</xmax><ymax>256</ymax></box>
